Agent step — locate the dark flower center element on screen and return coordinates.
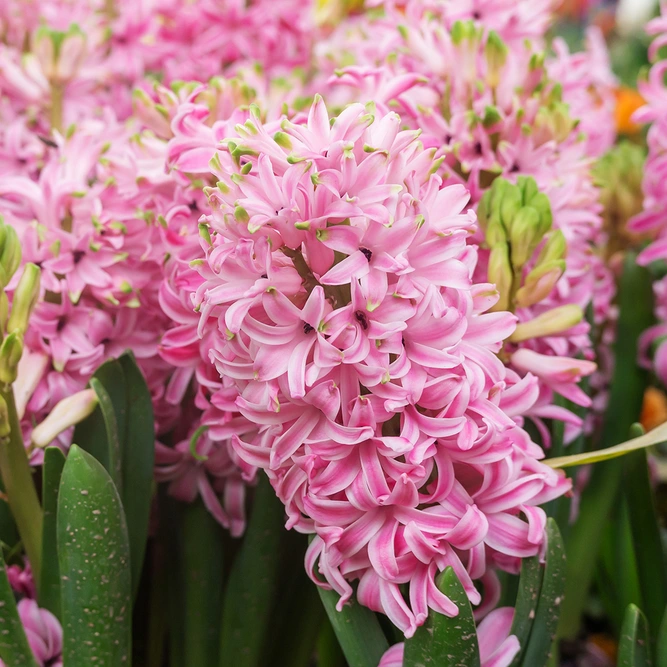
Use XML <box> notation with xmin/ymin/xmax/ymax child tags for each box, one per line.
<box><xmin>56</xmin><ymin>316</ymin><xmax>67</xmax><ymax>332</ymax></box>
<box><xmin>303</xmin><ymin>323</ymin><xmax>315</xmax><ymax>334</ymax></box>
<box><xmin>355</xmin><ymin>310</ymin><xmax>369</xmax><ymax>330</ymax></box>
<box><xmin>473</xmin><ymin>142</ymin><xmax>483</xmax><ymax>156</ymax></box>
<box><xmin>72</xmin><ymin>250</ymin><xmax>85</xmax><ymax>265</ymax></box>
<box><xmin>361</xmin><ymin>248</ymin><xmax>372</xmax><ymax>262</ymax></box>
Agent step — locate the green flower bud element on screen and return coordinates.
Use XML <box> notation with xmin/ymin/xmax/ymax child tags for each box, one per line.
<box><xmin>486</xmin><ymin>213</ymin><xmax>507</xmax><ymax>246</ymax></box>
<box><xmin>509</xmin><ymin>206</ymin><xmax>543</xmax><ymax>269</ymax></box>
<box><xmin>535</xmin><ymin>229</ymin><xmax>567</xmax><ymax>266</ymax></box>
<box><xmin>499</xmin><ymin>183</ymin><xmax>523</xmax><ymax>230</ymax></box>
<box><xmin>0</xmin><ymin>224</ymin><xmax>21</xmax><ymax>288</ymax></box>
<box><xmin>0</xmin><ymin>331</ymin><xmax>24</xmax><ymax>385</ymax></box>
<box><xmin>0</xmin><ymin>394</ymin><xmax>9</xmax><ymax>438</ymax></box>
<box><xmin>516</xmin><ymin>176</ymin><xmax>539</xmax><ymax>205</ymax></box>
<box><xmin>484</xmin><ymin>31</ymin><xmax>508</xmax><ymax>88</ymax></box>
<box><xmin>514</xmin><ymin>259</ymin><xmax>566</xmax><ymax>307</ymax></box>
<box><xmin>510</xmin><ymin>304</ymin><xmax>583</xmax><ymax>343</ymax></box>
<box><xmin>488</xmin><ymin>243</ymin><xmax>512</xmax><ymax>312</ymax></box>
<box><xmin>7</xmin><ymin>263</ymin><xmax>41</xmax><ymax>335</ymax></box>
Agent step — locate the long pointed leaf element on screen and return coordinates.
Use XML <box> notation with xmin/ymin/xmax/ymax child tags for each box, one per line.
<box><xmin>520</xmin><ymin>519</ymin><xmax>566</xmax><ymax>666</ymax></box>
<box><xmin>219</xmin><ymin>474</ymin><xmax>286</xmax><ymax>667</ymax></box>
<box><xmin>657</xmin><ymin>606</ymin><xmax>667</xmax><ymax>667</ymax></box>
<box><xmin>403</xmin><ymin>567</ymin><xmax>480</xmax><ymax>667</ymax></box>
<box><xmin>57</xmin><ymin>445</ymin><xmax>132</xmax><ymax>666</ymax></box>
<box><xmin>0</xmin><ymin>549</ymin><xmax>38</xmax><ymax>666</ymax></box>
<box><xmin>318</xmin><ymin>587</ymin><xmax>390</xmax><ymax>667</ymax></box>
<box><xmin>72</xmin><ymin>366</ymin><xmax>124</xmax><ymax>491</ymax></box>
<box><xmin>118</xmin><ymin>352</ymin><xmax>155</xmax><ymax>599</ymax></box>
<box><xmin>38</xmin><ymin>446</ymin><xmax>65</xmax><ymax>617</ymax></box>
<box><xmin>180</xmin><ymin>500</ymin><xmax>224</xmax><ymax>666</ymax></box>
<box><xmin>618</xmin><ymin>604</ymin><xmax>653</xmax><ymax>667</ymax></box>
<box><xmin>509</xmin><ymin>555</ymin><xmax>544</xmax><ymax>666</ymax></box>
<box><xmin>625</xmin><ymin>447</ymin><xmax>667</xmax><ymax>639</ymax></box>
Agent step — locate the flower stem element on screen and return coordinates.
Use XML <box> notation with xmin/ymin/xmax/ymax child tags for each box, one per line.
<box><xmin>0</xmin><ymin>387</ymin><xmax>43</xmax><ymax>588</ymax></box>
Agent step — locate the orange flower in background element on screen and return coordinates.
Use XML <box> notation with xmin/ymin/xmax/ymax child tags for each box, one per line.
<box><xmin>641</xmin><ymin>386</ymin><xmax>667</xmax><ymax>432</ymax></box>
<box><xmin>615</xmin><ymin>86</ymin><xmax>645</xmax><ymax>134</ymax></box>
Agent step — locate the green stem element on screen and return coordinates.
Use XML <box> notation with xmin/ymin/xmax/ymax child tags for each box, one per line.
<box><xmin>0</xmin><ymin>387</ymin><xmax>42</xmax><ymax>587</ymax></box>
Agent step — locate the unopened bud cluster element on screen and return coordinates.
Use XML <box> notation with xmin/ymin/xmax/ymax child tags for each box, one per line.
<box><xmin>478</xmin><ymin>177</ymin><xmax>582</xmax><ymax>340</ymax></box>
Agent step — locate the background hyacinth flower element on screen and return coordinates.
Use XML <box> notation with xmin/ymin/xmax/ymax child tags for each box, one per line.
<box><xmin>0</xmin><ymin>599</ymin><xmax>63</xmax><ymax>667</ymax></box>
<box><xmin>192</xmin><ymin>95</ymin><xmax>570</xmax><ymax>636</ymax></box>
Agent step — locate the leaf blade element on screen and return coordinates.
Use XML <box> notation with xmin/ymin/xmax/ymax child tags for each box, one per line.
<box><xmin>118</xmin><ymin>352</ymin><xmax>155</xmax><ymax>599</ymax></box>
<box><xmin>38</xmin><ymin>446</ymin><xmax>65</xmax><ymax>618</ymax></box>
<box><xmin>520</xmin><ymin>519</ymin><xmax>566</xmax><ymax>666</ymax></box>
<box><xmin>57</xmin><ymin>445</ymin><xmax>132</xmax><ymax>666</ymax></box>
<box><xmin>618</xmin><ymin>604</ymin><xmax>652</xmax><ymax>667</ymax></box>
<box><xmin>317</xmin><ymin>587</ymin><xmax>390</xmax><ymax>667</ymax></box>
<box><xmin>403</xmin><ymin>567</ymin><xmax>480</xmax><ymax>667</ymax></box>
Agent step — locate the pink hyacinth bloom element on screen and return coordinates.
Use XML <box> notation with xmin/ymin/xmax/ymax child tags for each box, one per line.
<box><xmin>0</xmin><ymin>600</ymin><xmax>63</xmax><ymax>667</ymax></box>
<box><xmin>192</xmin><ymin>96</ymin><xmax>570</xmax><ymax>636</ymax></box>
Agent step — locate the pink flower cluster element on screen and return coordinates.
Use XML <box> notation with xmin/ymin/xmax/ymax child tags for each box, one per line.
<box><xmin>313</xmin><ymin>1</ymin><xmax>615</xmax><ymax>443</ymax></box>
<box><xmin>193</xmin><ymin>96</ymin><xmax>570</xmax><ymax>636</ymax></box>
<box><xmin>0</xmin><ymin>0</ymin><xmax>621</xmax><ymax>654</ymax></box>
<box><xmin>631</xmin><ymin>3</ymin><xmax>667</xmax><ymax>384</ymax></box>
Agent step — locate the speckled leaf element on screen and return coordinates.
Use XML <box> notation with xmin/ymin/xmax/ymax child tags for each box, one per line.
<box><xmin>57</xmin><ymin>445</ymin><xmax>132</xmax><ymax>666</ymax></box>
<box><xmin>38</xmin><ymin>446</ymin><xmax>66</xmax><ymax>618</ymax></box>
<box><xmin>317</xmin><ymin>587</ymin><xmax>389</xmax><ymax>667</ymax></box>
<box><xmin>0</xmin><ymin>550</ymin><xmax>38</xmax><ymax>666</ymax></box>
<box><xmin>118</xmin><ymin>352</ymin><xmax>154</xmax><ymax>599</ymax></box>
<box><xmin>509</xmin><ymin>555</ymin><xmax>543</xmax><ymax>667</ymax></box>
<box><xmin>618</xmin><ymin>604</ymin><xmax>652</xmax><ymax>667</ymax></box>
<box><xmin>403</xmin><ymin>567</ymin><xmax>480</xmax><ymax>667</ymax></box>
<box><xmin>520</xmin><ymin>519</ymin><xmax>566</xmax><ymax>666</ymax></box>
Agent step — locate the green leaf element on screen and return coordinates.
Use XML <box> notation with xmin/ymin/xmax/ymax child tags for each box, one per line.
<box><xmin>625</xmin><ymin>447</ymin><xmax>667</xmax><ymax>639</ymax></box>
<box><xmin>0</xmin><ymin>549</ymin><xmax>38</xmax><ymax>667</ymax></box>
<box><xmin>38</xmin><ymin>446</ymin><xmax>65</xmax><ymax>617</ymax></box>
<box><xmin>269</xmin><ymin>566</ymin><xmax>325</xmax><ymax>667</ymax></box>
<box><xmin>657</xmin><ymin>606</ymin><xmax>667</xmax><ymax>667</ymax></box>
<box><xmin>618</xmin><ymin>604</ymin><xmax>653</xmax><ymax>667</ymax></box>
<box><xmin>316</xmin><ymin>621</ymin><xmax>347</xmax><ymax>667</ymax></box>
<box><xmin>180</xmin><ymin>500</ymin><xmax>224</xmax><ymax>667</ymax></box>
<box><xmin>0</xmin><ymin>474</ymin><xmax>18</xmax><ymax>549</ymax></box>
<box><xmin>118</xmin><ymin>352</ymin><xmax>155</xmax><ymax>599</ymax></box>
<box><xmin>509</xmin><ymin>555</ymin><xmax>543</xmax><ymax>666</ymax></box>
<box><xmin>318</xmin><ymin>587</ymin><xmax>390</xmax><ymax>667</ymax></box>
<box><xmin>520</xmin><ymin>519</ymin><xmax>566</xmax><ymax>666</ymax></box>
<box><xmin>73</xmin><ymin>361</ymin><xmax>125</xmax><ymax>490</ymax></box>
<box><xmin>57</xmin><ymin>445</ymin><xmax>132</xmax><ymax>666</ymax></box>
<box><xmin>403</xmin><ymin>566</ymin><xmax>480</xmax><ymax>667</ymax></box>
<box><xmin>558</xmin><ymin>255</ymin><xmax>654</xmax><ymax>640</ymax></box>
<box><xmin>220</xmin><ymin>474</ymin><xmax>286</xmax><ymax>667</ymax></box>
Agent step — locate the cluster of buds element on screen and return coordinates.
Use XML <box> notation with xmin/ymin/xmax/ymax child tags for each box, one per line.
<box><xmin>478</xmin><ymin>177</ymin><xmax>579</xmax><ymax>335</ymax></box>
<box><xmin>0</xmin><ymin>218</ymin><xmax>40</xmax><ymax>397</ymax></box>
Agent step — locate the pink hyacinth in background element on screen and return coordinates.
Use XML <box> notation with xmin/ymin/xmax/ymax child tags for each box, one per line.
<box><xmin>631</xmin><ymin>3</ymin><xmax>667</xmax><ymax>386</ymax></box>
